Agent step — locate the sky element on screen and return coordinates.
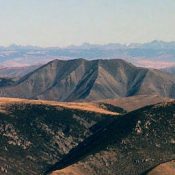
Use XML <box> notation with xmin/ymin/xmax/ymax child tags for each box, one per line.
<box><xmin>0</xmin><ymin>0</ymin><xmax>175</xmax><ymax>47</ymax></box>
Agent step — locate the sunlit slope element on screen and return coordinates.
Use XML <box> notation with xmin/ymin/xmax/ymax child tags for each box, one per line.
<box><xmin>144</xmin><ymin>160</ymin><xmax>175</xmax><ymax>175</ymax></box>
<box><xmin>1</xmin><ymin>59</ymin><xmax>175</xmax><ymax>101</ymax></box>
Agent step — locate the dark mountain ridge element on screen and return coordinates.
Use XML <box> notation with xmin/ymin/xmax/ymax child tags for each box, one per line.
<box><xmin>0</xmin><ymin>59</ymin><xmax>175</xmax><ymax>101</ymax></box>
<box><xmin>47</xmin><ymin>101</ymin><xmax>175</xmax><ymax>175</ymax></box>
<box><xmin>0</xmin><ymin>98</ymin><xmax>124</xmax><ymax>175</ymax></box>
<box><xmin>0</xmin><ymin>97</ymin><xmax>174</xmax><ymax>175</ymax></box>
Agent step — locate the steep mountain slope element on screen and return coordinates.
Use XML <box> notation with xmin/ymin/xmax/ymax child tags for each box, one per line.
<box><xmin>0</xmin><ymin>98</ymin><xmax>124</xmax><ymax>175</ymax></box>
<box><xmin>0</xmin><ymin>59</ymin><xmax>95</xmax><ymax>100</ymax></box>
<box><xmin>0</xmin><ymin>59</ymin><xmax>175</xmax><ymax>101</ymax></box>
<box><xmin>48</xmin><ymin>102</ymin><xmax>175</xmax><ymax>175</ymax></box>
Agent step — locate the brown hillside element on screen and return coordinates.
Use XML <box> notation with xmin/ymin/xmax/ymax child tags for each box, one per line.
<box><xmin>1</xmin><ymin>59</ymin><xmax>175</xmax><ymax>101</ymax></box>
<box><xmin>145</xmin><ymin>160</ymin><xmax>175</xmax><ymax>175</ymax></box>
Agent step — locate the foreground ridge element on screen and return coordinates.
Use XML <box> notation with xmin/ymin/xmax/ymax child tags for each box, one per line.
<box><xmin>48</xmin><ymin>101</ymin><xmax>175</xmax><ymax>175</ymax></box>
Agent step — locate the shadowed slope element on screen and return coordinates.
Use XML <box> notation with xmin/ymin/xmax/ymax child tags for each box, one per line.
<box><xmin>0</xmin><ymin>98</ymin><xmax>124</xmax><ymax>175</ymax></box>
<box><xmin>48</xmin><ymin>102</ymin><xmax>175</xmax><ymax>175</ymax></box>
<box><xmin>0</xmin><ymin>59</ymin><xmax>175</xmax><ymax>101</ymax></box>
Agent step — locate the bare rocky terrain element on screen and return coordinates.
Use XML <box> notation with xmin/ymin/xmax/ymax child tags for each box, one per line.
<box><xmin>0</xmin><ymin>59</ymin><xmax>175</xmax><ymax>101</ymax></box>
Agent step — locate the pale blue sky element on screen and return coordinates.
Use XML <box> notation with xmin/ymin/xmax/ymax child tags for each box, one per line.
<box><xmin>0</xmin><ymin>0</ymin><xmax>175</xmax><ymax>47</ymax></box>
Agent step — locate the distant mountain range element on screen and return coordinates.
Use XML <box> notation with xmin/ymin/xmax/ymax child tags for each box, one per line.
<box><xmin>1</xmin><ymin>40</ymin><xmax>175</xmax><ymax>68</ymax></box>
<box><xmin>0</xmin><ymin>59</ymin><xmax>175</xmax><ymax>101</ymax></box>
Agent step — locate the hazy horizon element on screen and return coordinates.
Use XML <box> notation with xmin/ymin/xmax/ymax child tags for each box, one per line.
<box><xmin>0</xmin><ymin>0</ymin><xmax>175</xmax><ymax>47</ymax></box>
<box><xmin>1</xmin><ymin>40</ymin><xmax>175</xmax><ymax>48</ymax></box>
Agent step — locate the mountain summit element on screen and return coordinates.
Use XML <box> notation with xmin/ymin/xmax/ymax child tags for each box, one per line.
<box><xmin>0</xmin><ymin>59</ymin><xmax>175</xmax><ymax>101</ymax></box>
